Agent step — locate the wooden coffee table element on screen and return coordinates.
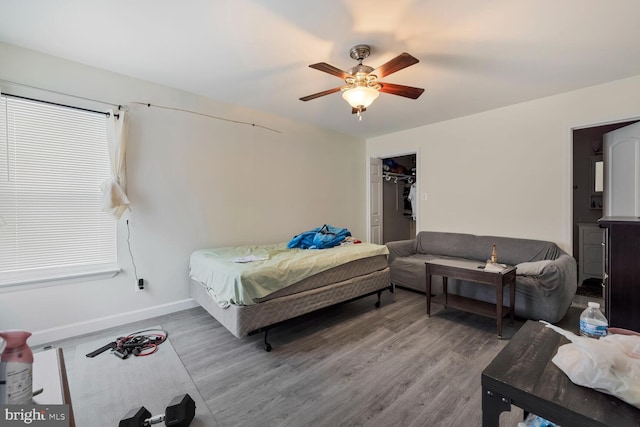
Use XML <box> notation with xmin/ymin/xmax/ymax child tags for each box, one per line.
<box><xmin>482</xmin><ymin>320</ymin><xmax>640</xmax><ymax>426</ymax></box>
<box><xmin>425</xmin><ymin>258</ymin><xmax>516</xmax><ymax>338</ymax></box>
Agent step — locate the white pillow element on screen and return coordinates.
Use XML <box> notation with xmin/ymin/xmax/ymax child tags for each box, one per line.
<box><xmin>516</xmin><ymin>260</ymin><xmax>552</xmax><ymax>276</ymax></box>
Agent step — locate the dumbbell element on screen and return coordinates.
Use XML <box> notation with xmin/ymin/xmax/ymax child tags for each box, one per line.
<box><xmin>119</xmin><ymin>394</ymin><xmax>196</xmax><ymax>427</ymax></box>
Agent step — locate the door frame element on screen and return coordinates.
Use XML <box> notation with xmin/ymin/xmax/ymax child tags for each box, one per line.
<box><xmin>567</xmin><ymin>115</ymin><xmax>640</xmax><ymax>256</ymax></box>
<box><xmin>366</xmin><ymin>147</ymin><xmax>420</xmax><ymax>243</ymax></box>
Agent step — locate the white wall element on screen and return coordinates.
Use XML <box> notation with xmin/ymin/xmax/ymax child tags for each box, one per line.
<box><xmin>0</xmin><ymin>42</ymin><xmax>366</xmax><ymax>344</ymax></box>
<box><xmin>367</xmin><ymin>75</ymin><xmax>640</xmax><ymax>254</ymax></box>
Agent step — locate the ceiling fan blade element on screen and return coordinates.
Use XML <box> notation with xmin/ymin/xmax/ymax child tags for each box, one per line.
<box><xmin>372</xmin><ymin>53</ymin><xmax>419</xmax><ymax>78</ymax></box>
<box><xmin>379</xmin><ymin>83</ymin><xmax>425</xmax><ymax>99</ymax></box>
<box><xmin>308</xmin><ymin>62</ymin><xmax>350</xmax><ymax>79</ymax></box>
<box><xmin>299</xmin><ymin>87</ymin><xmax>342</xmax><ymax>102</ymax></box>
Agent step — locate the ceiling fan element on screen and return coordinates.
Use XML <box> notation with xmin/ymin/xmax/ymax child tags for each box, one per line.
<box><xmin>300</xmin><ymin>44</ymin><xmax>424</xmax><ymax>120</ymax></box>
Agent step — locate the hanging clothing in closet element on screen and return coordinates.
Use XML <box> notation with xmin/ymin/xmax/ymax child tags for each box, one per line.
<box><xmin>407</xmin><ymin>183</ymin><xmax>417</xmax><ymax>220</ymax></box>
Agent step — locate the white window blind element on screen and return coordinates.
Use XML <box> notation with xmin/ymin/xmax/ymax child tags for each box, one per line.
<box><xmin>0</xmin><ymin>95</ymin><xmax>117</xmax><ymax>287</ymax></box>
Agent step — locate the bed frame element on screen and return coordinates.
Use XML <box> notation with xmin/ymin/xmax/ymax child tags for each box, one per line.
<box><xmin>190</xmin><ymin>266</ymin><xmax>392</xmax><ymax>351</ymax></box>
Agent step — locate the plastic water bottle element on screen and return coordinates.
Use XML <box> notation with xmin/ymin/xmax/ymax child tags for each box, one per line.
<box><xmin>579</xmin><ymin>302</ymin><xmax>608</xmax><ymax>338</ymax></box>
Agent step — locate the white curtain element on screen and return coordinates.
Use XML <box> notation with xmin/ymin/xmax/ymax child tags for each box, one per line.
<box><xmin>101</xmin><ymin>109</ymin><xmax>130</xmax><ymax>219</ymax></box>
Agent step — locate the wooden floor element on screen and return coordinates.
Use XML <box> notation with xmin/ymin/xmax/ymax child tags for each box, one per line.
<box><xmin>48</xmin><ymin>288</ymin><xmax>546</xmax><ymax>426</ymax></box>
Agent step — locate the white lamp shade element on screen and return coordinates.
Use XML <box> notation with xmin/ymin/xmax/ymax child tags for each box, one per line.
<box><xmin>342</xmin><ymin>86</ymin><xmax>379</xmax><ymax>108</ymax></box>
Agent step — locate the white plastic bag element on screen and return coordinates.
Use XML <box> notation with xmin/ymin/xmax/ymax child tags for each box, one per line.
<box><xmin>542</xmin><ymin>321</ymin><xmax>640</xmax><ymax>408</ymax></box>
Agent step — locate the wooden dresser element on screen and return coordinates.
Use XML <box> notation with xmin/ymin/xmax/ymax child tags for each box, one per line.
<box><xmin>598</xmin><ymin>216</ymin><xmax>640</xmax><ymax>331</ymax></box>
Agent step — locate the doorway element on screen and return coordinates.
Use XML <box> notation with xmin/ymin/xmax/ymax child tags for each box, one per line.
<box><xmin>572</xmin><ymin>119</ymin><xmax>638</xmax><ymax>291</ymax></box>
<box><xmin>381</xmin><ymin>154</ymin><xmax>416</xmax><ymax>243</ymax></box>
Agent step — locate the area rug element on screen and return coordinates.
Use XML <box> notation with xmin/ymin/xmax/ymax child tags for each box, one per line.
<box><xmin>67</xmin><ymin>329</ymin><xmax>218</xmax><ymax>427</ymax></box>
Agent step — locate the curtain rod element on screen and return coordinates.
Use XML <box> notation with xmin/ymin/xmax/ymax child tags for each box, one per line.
<box><xmin>0</xmin><ymin>78</ymin><xmax>121</xmax><ymax>114</ymax></box>
<box><xmin>2</xmin><ymin>92</ymin><xmax>118</xmax><ymax>118</ymax></box>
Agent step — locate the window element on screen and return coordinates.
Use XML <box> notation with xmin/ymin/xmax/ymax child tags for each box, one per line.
<box><xmin>0</xmin><ymin>95</ymin><xmax>117</xmax><ymax>287</ymax></box>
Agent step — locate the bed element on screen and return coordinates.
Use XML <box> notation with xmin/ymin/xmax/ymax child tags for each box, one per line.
<box><xmin>189</xmin><ymin>242</ymin><xmax>392</xmax><ymax>351</ymax></box>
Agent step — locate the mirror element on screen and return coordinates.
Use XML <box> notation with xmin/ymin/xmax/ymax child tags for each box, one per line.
<box><xmin>590</xmin><ymin>156</ymin><xmax>604</xmax><ymax>194</ymax></box>
<box><xmin>594</xmin><ymin>160</ymin><xmax>603</xmax><ymax>193</ymax></box>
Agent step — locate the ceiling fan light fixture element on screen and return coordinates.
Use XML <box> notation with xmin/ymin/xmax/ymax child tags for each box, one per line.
<box><xmin>342</xmin><ymin>86</ymin><xmax>379</xmax><ymax>109</ymax></box>
<box><xmin>301</xmin><ymin>44</ymin><xmax>423</xmax><ymax>121</ymax></box>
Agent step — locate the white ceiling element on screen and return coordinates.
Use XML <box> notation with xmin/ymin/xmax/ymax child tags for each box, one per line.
<box><xmin>1</xmin><ymin>0</ymin><xmax>640</xmax><ymax>138</ymax></box>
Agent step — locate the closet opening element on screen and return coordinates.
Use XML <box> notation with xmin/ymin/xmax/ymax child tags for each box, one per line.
<box><xmin>381</xmin><ymin>154</ymin><xmax>416</xmax><ymax>243</ymax></box>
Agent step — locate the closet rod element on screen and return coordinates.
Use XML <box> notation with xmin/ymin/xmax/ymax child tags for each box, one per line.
<box><xmin>2</xmin><ymin>92</ymin><xmax>117</xmax><ymax>118</ymax></box>
<box><xmin>383</xmin><ymin>172</ymin><xmax>415</xmax><ymax>183</ymax></box>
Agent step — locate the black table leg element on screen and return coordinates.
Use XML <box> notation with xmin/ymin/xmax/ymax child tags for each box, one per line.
<box><xmin>482</xmin><ymin>387</ymin><xmax>511</xmax><ymax>427</ymax></box>
<box><xmin>510</xmin><ymin>280</ymin><xmax>515</xmax><ymax>326</ymax></box>
<box><xmin>425</xmin><ymin>264</ymin><xmax>431</xmax><ymax>317</ymax></box>
<box><xmin>496</xmin><ymin>281</ymin><xmax>503</xmax><ymax>338</ymax></box>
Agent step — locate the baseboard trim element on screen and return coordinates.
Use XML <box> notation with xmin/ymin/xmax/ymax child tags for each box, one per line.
<box><xmin>29</xmin><ymin>298</ymin><xmax>200</xmax><ymax>346</ymax></box>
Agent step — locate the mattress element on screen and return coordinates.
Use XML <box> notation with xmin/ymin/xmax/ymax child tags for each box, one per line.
<box><xmin>189</xmin><ymin>242</ymin><xmax>389</xmax><ymax>307</ymax></box>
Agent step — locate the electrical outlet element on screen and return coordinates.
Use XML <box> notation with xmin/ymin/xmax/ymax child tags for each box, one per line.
<box><xmin>137</xmin><ymin>278</ymin><xmax>144</xmax><ymax>291</ymax></box>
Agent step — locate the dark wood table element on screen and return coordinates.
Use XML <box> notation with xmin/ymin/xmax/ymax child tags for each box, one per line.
<box><xmin>482</xmin><ymin>320</ymin><xmax>640</xmax><ymax>427</ymax></box>
<box><xmin>425</xmin><ymin>258</ymin><xmax>516</xmax><ymax>338</ymax></box>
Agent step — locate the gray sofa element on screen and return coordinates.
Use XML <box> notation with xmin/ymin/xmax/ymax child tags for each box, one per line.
<box><xmin>386</xmin><ymin>231</ymin><xmax>577</xmax><ymax>323</ymax></box>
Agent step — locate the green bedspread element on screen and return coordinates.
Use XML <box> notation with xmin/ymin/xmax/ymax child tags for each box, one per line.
<box><xmin>189</xmin><ymin>242</ymin><xmax>389</xmax><ymax>307</ymax></box>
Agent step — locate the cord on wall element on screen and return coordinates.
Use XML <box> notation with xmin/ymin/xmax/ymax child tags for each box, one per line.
<box><xmin>128</xmin><ymin>101</ymin><xmax>282</xmax><ymax>134</ymax></box>
<box><xmin>126</xmin><ymin>219</ymin><xmax>143</xmax><ymax>291</ymax></box>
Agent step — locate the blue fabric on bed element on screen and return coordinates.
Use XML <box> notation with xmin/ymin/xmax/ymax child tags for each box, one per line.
<box><xmin>287</xmin><ymin>224</ymin><xmax>351</xmax><ymax>249</ymax></box>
